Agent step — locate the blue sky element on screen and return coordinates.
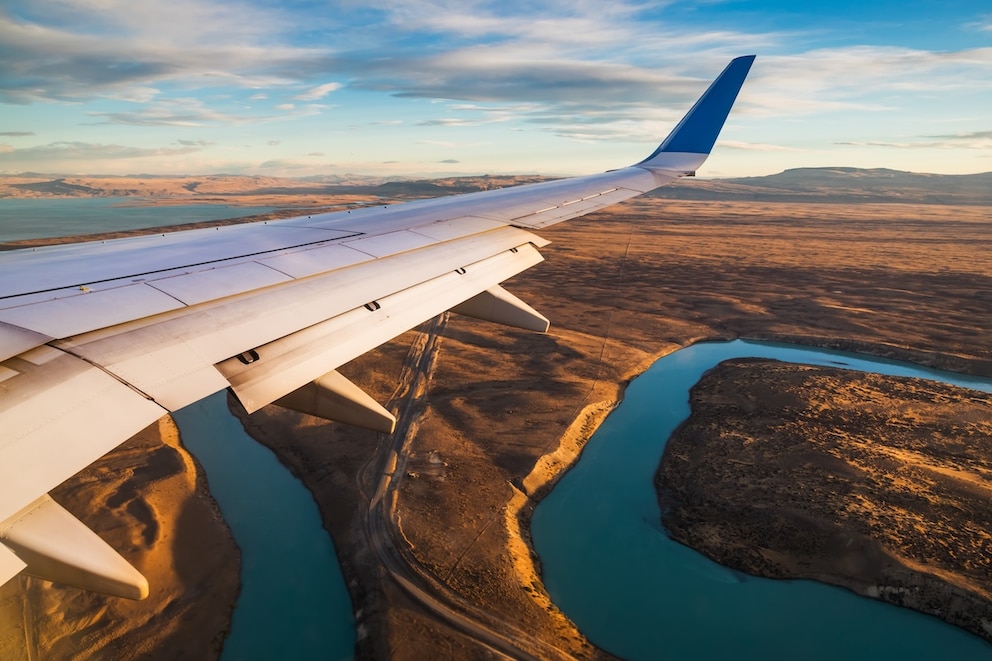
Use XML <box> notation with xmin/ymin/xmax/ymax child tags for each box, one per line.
<box><xmin>1</xmin><ymin>0</ymin><xmax>990</xmax><ymax>178</ymax></box>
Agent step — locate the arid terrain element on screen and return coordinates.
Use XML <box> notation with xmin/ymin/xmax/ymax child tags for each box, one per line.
<box><xmin>658</xmin><ymin>360</ymin><xmax>992</xmax><ymax>642</ymax></box>
<box><xmin>0</xmin><ymin>169</ymin><xmax>990</xmax><ymax>658</ymax></box>
<box><xmin>0</xmin><ymin>418</ymin><xmax>239</xmax><ymax>661</ymax></box>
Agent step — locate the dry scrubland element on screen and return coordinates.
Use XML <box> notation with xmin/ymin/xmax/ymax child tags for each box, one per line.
<box><xmin>1</xmin><ymin>174</ymin><xmax>990</xmax><ymax>658</ymax></box>
<box><xmin>658</xmin><ymin>360</ymin><xmax>992</xmax><ymax>643</ymax></box>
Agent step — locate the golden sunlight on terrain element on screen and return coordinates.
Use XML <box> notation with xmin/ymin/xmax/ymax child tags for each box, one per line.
<box><xmin>1</xmin><ymin>178</ymin><xmax>989</xmax><ymax>657</ymax></box>
<box><xmin>237</xmin><ymin>196</ymin><xmax>990</xmax><ymax>656</ymax></box>
<box><xmin>0</xmin><ymin>419</ymin><xmax>238</xmax><ymax>660</ymax></box>
<box><xmin>658</xmin><ymin>361</ymin><xmax>992</xmax><ymax>641</ymax></box>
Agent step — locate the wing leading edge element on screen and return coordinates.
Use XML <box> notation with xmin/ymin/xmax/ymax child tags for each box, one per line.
<box><xmin>0</xmin><ymin>56</ymin><xmax>755</xmax><ymax>598</ymax></box>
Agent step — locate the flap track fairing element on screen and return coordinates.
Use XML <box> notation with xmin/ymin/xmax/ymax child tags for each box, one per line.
<box><xmin>450</xmin><ymin>285</ymin><xmax>550</xmax><ymax>333</ymax></box>
<box><xmin>0</xmin><ymin>494</ymin><xmax>149</xmax><ymax>600</ymax></box>
<box><xmin>274</xmin><ymin>369</ymin><xmax>396</xmax><ymax>434</ymax></box>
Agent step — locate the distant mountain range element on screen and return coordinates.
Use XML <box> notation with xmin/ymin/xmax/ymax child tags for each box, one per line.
<box><xmin>655</xmin><ymin>167</ymin><xmax>992</xmax><ymax>205</ymax></box>
<box><xmin>2</xmin><ymin>167</ymin><xmax>991</xmax><ymax>206</ymax></box>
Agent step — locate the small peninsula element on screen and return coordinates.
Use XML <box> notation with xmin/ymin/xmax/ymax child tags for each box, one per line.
<box><xmin>657</xmin><ymin>359</ymin><xmax>992</xmax><ymax>643</ymax></box>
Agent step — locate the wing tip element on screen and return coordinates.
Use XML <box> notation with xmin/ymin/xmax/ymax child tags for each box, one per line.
<box><xmin>636</xmin><ymin>55</ymin><xmax>756</xmax><ymax>170</ymax></box>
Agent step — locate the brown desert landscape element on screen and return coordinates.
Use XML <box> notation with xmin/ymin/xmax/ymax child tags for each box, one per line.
<box><xmin>0</xmin><ymin>168</ymin><xmax>990</xmax><ymax>658</ymax></box>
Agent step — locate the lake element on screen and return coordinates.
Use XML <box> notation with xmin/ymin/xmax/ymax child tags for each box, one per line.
<box><xmin>0</xmin><ymin>198</ymin><xmax>277</xmax><ymax>241</ymax></box>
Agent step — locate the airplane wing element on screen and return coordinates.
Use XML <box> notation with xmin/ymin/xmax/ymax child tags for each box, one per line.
<box><xmin>0</xmin><ymin>56</ymin><xmax>755</xmax><ymax>599</ymax></box>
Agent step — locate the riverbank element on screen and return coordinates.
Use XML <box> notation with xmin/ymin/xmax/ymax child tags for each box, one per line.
<box><xmin>658</xmin><ymin>358</ymin><xmax>992</xmax><ymax>644</ymax></box>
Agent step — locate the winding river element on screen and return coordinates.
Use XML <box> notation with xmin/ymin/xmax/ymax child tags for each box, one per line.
<box><xmin>531</xmin><ymin>339</ymin><xmax>992</xmax><ymax>660</ymax></box>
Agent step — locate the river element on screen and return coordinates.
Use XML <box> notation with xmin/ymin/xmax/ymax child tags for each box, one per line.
<box><xmin>172</xmin><ymin>393</ymin><xmax>355</xmax><ymax>661</ymax></box>
<box><xmin>531</xmin><ymin>339</ymin><xmax>992</xmax><ymax>660</ymax></box>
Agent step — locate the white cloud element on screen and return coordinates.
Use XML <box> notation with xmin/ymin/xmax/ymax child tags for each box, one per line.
<box><xmin>719</xmin><ymin>140</ymin><xmax>805</xmax><ymax>152</ymax></box>
<box><xmin>0</xmin><ymin>2</ymin><xmax>325</xmax><ymax>103</ymax></box>
<box><xmin>837</xmin><ymin>130</ymin><xmax>992</xmax><ymax>150</ymax></box>
<box><xmin>3</xmin><ymin>0</ymin><xmax>992</xmax><ymax>177</ymax></box>
<box><xmin>258</xmin><ymin>158</ymin><xmax>333</xmax><ymax>172</ymax></box>
<box><xmin>86</xmin><ymin>98</ymin><xmax>242</xmax><ymax>126</ymax></box>
<box><xmin>295</xmin><ymin>82</ymin><xmax>342</xmax><ymax>101</ymax></box>
<box><xmin>735</xmin><ymin>47</ymin><xmax>992</xmax><ymax>119</ymax></box>
<box><xmin>969</xmin><ymin>15</ymin><xmax>992</xmax><ymax>32</ymax></box>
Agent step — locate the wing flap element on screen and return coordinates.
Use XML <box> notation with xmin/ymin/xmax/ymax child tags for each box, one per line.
<box><xmin>0</xmin><ymin>321</ymin><xmax>52</xmax><ymax>363</ymax></box>
<box><xmin>217</xmin><ymin>242</ymin><xmax>544</xmax><ymax>412</ymax></box>
<box><xmin>0</xmin><ymin>349</ymin><xmax>165</xmax><ymax>523</ymax></box>
<box><xmin>53</xmin><ymin>227</ymin><xmax>544</xmax><ymax>413</ymax></box>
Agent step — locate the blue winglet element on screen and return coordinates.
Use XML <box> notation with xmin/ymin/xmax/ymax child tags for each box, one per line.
<box><xmin>638</xmin><ymin>55</ymin><xmax>755</xmax><ymax>166</ymax></box>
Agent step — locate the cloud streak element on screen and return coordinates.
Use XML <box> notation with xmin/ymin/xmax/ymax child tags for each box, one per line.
<box><xmin>837</xmin><ymin>129</ymin><xmax>992</xmax><ymax>150</ymax></box>
<box><xmin>2</xmin><ymin>141</ymin><xmax>206</xmax><ymax>163</ymax></box>
<box><xmin>295</xmin><ymin>82</ymin><xmax>343</xmax><ymax>101</ymax></box>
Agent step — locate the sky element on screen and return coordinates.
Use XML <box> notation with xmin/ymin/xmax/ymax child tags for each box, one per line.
<box><xmin>1</xmin><ymin>0</ymin><xmax>990</xmax><ymax>179</ymax></box>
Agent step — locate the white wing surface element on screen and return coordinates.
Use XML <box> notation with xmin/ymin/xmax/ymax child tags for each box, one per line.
<box><xmin>0</xmin><ymin>56</ymin><xmax>755</xmax><ymax>598</ymax></box>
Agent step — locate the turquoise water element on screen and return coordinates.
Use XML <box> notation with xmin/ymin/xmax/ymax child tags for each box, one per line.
<box><xmin>0</xmin><ymin>198</ymin><xmax>277</xmax><ymax>241</ymax></box>
<box><xmin>172</xmin><ymin>393</ymin><xmax>355</xmax><ymax>661</ymax></box>
<box><xmin>532</xmin><ymin>339</ymin><xmax>992</xmax><ymax>660</ymax></box>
